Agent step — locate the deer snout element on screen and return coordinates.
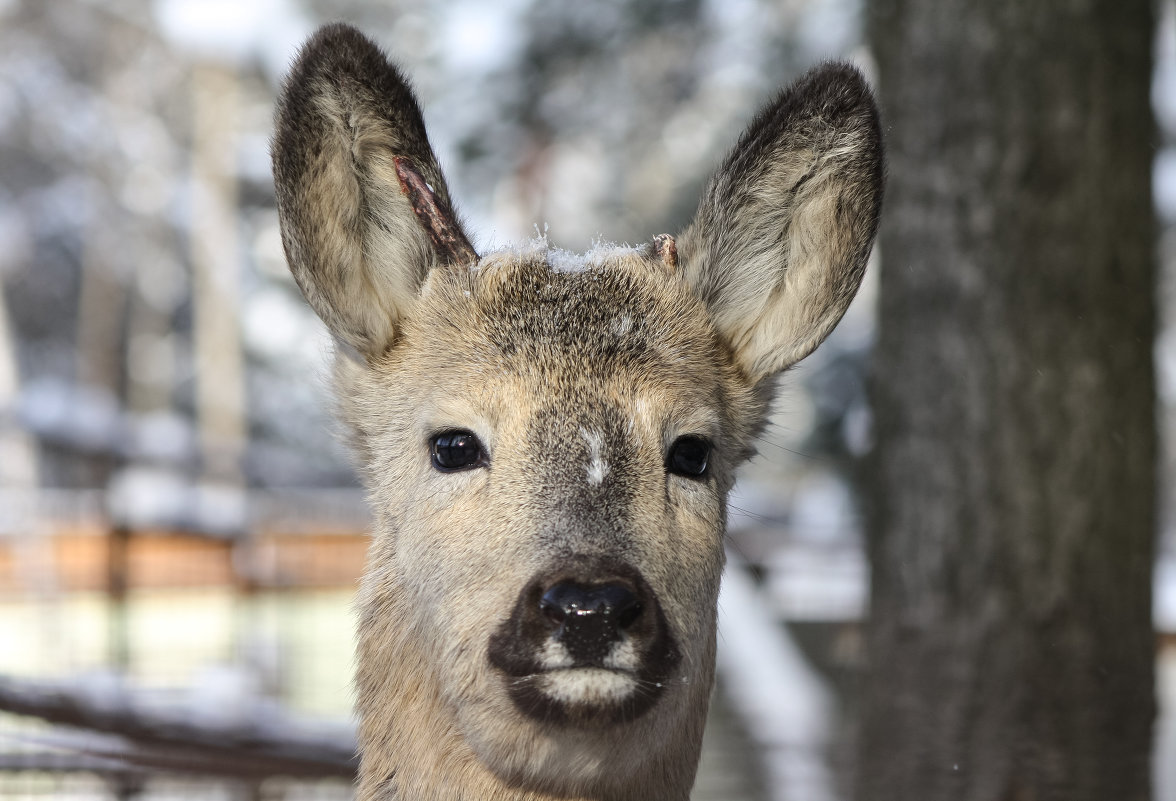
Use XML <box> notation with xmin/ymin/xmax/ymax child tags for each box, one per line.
<box><xmin>538</xmin><ymin>580</ymin><xmax>643</xmax><ymax>664</ymax></box>
<box><xmin>488</xmin><ymin>557</ymin><xmax>681</xmax><ymax>725</ymax></box>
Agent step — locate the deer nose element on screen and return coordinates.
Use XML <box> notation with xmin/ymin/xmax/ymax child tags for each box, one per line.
<box><xmin>539</xmin><ymin>581</ymin><xmax>642</xmax><ymax>663</ymax></box>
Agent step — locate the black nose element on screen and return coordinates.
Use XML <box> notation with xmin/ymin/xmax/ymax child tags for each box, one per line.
<box><xmin>539</xmin><ymin>581</ymin><xmax>642</xmax><ymax>664</ymax></box>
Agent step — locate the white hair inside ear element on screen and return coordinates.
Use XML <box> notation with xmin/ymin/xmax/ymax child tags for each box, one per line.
<box><xmin>678</xmin><ymin>63</ymin><xmax>883</xmax><ymax>384</ymax></box>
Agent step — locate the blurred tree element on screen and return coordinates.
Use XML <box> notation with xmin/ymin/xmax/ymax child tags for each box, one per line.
<box><xmin>859</xmin><ymin>1</ymin><xmax>1156</xmax><ymax>799</ymax></box>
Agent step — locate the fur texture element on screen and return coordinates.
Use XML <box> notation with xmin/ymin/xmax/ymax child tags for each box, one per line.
<box><xmin>272</xmin><ymin>23</ymin><xmax>883</xmax><ymax>801</ymax></box>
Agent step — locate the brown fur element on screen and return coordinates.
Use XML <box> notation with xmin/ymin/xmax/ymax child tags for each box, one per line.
<box><xmin>273</xmin><ymin>23</ymin><xmax>882</xmax><ymax>801</ymax></box>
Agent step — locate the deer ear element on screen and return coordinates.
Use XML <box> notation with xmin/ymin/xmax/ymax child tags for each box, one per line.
<box><xmin>678</xmin><ymin>63</ymin><xmax>883</xmax><ymax>384</ymax></box>
<box><xmin>272</xmin><ymin>24</ymin><xmax>476</xmax><ymax>357</ymax></box>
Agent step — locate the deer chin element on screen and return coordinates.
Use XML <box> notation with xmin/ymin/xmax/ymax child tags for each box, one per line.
<box><xmin>453</xmin><ymin>672</ymin><xmax>683</xmax><ymax>800</ymax></box>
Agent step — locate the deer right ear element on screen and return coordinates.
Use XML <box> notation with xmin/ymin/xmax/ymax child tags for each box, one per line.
<box><xmin>678</xmin><ymin>63</ymin><xmax>883</xmax><ymax>385</ymax></box>
<box><xmin>272</xmin><ymin>24</ymin><xmax>476</xmax><ymax>357</ymax></box>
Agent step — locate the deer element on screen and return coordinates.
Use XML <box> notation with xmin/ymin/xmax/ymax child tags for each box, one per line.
<box><xmin>272</xmin><ymin>22</ymin><xmax>882</xmax><ymax>801</ymax></box>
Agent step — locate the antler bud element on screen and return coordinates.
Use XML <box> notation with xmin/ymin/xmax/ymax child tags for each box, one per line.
<box><xmin>652</xmin><ymin>233</ymin><xmax>678</xmax><ymax>271</ymax></box>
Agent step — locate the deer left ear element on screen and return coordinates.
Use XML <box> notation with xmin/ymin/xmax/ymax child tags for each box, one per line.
<box><xmin>678</xmin><ymin>63</ymin><xmax>884</xmax><ymax>385</ymax></box>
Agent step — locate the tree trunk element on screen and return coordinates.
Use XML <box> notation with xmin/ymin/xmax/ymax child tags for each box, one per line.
<box><xmin>858</xmin><ymin>1</ymin><xmax>1157</xmax><ymax>800</ymax></box>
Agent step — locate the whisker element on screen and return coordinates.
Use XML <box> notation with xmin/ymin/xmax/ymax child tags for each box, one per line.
<box><xmin>752</xmin><ymin>433</ymin><xmax>815</xmax><ymax>459</ymax></box>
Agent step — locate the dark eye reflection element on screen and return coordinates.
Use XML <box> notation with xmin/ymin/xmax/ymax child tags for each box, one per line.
<box><xmin>430</xmin><ymin>430</ymin><xmax>486</xmax><ymax>472</ymax></box>
<box><xmin>666</xmin><ymin>435</ymin><xmax>711</xmax><ymax>479</ymax></box>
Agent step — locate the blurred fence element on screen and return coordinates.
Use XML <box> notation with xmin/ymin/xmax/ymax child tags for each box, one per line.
<box><xmin>0</xmin><ymin>490</ymin><xmax>366</xmax><ymax>800</ymax></box>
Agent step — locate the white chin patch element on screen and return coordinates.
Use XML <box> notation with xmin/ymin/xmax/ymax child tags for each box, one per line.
<box><xmin>540</xmin><ymin>668</ymin><xmax>638</xmax><ymax>705</ymax></box>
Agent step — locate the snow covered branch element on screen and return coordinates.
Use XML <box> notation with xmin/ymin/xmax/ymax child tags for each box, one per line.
<box><xmin>0</xmin><ymin>674</ymin><xmax>356</xmax><ymax>780</ymax></box>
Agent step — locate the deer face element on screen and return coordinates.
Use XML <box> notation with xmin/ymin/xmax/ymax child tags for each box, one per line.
<box><xmin>273</xmin><ymin>23</ymin><xmax>881</xmax><ymax>800</ymax></box>
<box><xmin>345</xmin><ymin>248</ymin><xmax>756</xmax><ymax>789</ymax></box>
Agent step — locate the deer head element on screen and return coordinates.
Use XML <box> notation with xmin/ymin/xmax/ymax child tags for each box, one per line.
<box><xmin>273</xmin><ymin>23</ymin><xmax>882</xmax><ymax>801</ymax></box>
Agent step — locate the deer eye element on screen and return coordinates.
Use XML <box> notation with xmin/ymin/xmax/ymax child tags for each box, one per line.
<box><xmin>666</xmin><ymin>436</ymin><xmax>711</xmax><ymax>479</ymax></box>
<box><xmin>431</xmin><ymin>430</ymin><xmax>486</xmax><ymax>472</ymax></box>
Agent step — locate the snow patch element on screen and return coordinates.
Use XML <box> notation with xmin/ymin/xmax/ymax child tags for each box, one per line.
<box><xmin>549</xmin><ymin>241</ymin><xmax>643</xmax><ymax>273</ymax></box>
<box><xmin>1155</xmin><ymin>147</ymin><xmax>1176</xmax><ymax>223</ymax></box>
<box><xmin>475</xmin><ymin>235</ymin><xmax>644</xmax><ymax>276</ymax></box>
<box><xmin>442</xmin><ymin>0</ymin><xmax>525</xmax><ymax>72</ymax></box>
<box><xmin>547</xmin><ymin>246</ymin><xmax>587</xmax><ymax>273</ymax></box>
<box><xmin>153</xmin><ymin>0</ymin><xmax>312</xmax><ymax>76</ymax></box>
<box><xmin>1156</xmin><ymin>553</ymin><xmax>1176</xmax><ymax>634</ymax></box>
<box><xmin>477</xmin><ymin>234</ymin><xmax>550</xmax><ymax>269</ymax></box>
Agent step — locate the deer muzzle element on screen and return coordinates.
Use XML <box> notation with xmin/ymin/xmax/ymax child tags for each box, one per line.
<box><xmin>487</xmin><ymin>555</ymin><xmax>681</xmax><ymax>727</ymax></box>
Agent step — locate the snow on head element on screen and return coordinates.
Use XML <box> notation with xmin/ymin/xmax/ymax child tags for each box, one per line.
<box><xmin>478</xmin><ymin>234</ymin><xmax>644</xmax><ymax>275</ymax></box>
<box><xmin>547</xmin><ymin>239</ymin><xmax>644</xmax><ymax>273</ymax></box>
<box><xmin>584</xmin><ymin>240</ymin><xmax>644</xmax><ymax>268</ymax></box>
<box><xmin>546</xmin><ymin>246</ymin><xmax>587</xmax><ymax>273</ymax></box>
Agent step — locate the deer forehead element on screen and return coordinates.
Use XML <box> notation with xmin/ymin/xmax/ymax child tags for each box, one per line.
<box><xmin>392</xmin><ymin>250</ymin><xmax>739</xmax><ymax>422</ymax></box>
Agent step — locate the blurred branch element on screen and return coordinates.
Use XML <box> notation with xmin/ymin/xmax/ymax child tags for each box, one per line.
<box><xmin>0</xmin><ymin>674</ymin><xmax>356</xmax><ymax>780</ymax></box>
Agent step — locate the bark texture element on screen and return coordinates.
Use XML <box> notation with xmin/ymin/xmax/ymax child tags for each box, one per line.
<box><xmin>859</xmin><ymin>1</ymin><xmax>1157</xmax><ymax>800</ymax></box>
